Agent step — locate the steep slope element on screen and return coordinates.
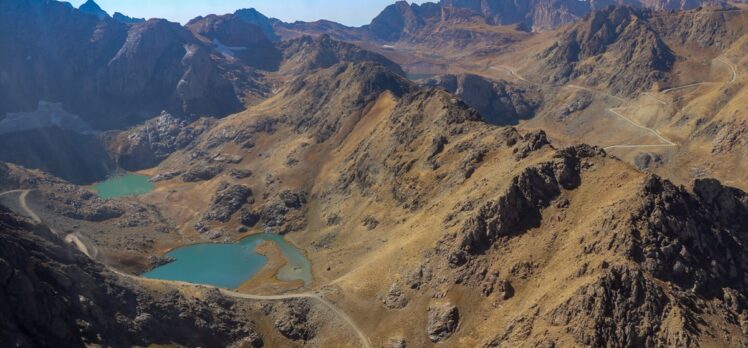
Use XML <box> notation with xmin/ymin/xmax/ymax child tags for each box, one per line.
<box><xmin>77</xmin><ymin>0</ymin><xmax>108</xmax><ymax>20</ymax></box>
<box><xmin>0</xmin><ymin>0</ymin><xmax>261</xmax><ymax>130</ymax></box>
<box><xmin>187</xmin><ymin>14</ymin><xmax>282</xmax><ymax>71</ymax></box>
<box><xmin>422</xmin><ymin>73</ymin><xmax>542</xmax><ymax>125</ymax></box>
<box><xmin>0</xmin><ymin>128</ymin><xmax>112</xmax><ymax>185</ymax></box>
<box><xmin>234</xmin><ymin>8</ymin><xmax>282</xmax><ymax>42</ymax></box>
<box><xmin>278</xmin><ymin>35</ymin><xmax>406</xmax><ymax>76</ymax></box>
<box><xmin>125</xmin><ymin>59</ymin><xmax>748</xmax><ymax>346</ymax></box>
<box><xmin>0</xmin><ymin>205</ymin><xmax>265</xmax><ymax>347</ymax></box>
<box><xmin>112</xmin><ymin>12</ymin><xmax>145</xmax><ymax>24</ymax></box>
<box><xmin>536</xmin><ymin>6</ymin><xmax>675</xmax><ymax>96</ymax></box>
<box><xmin>365</xmin><ymin>0</ymin><xmax>733</xmax><ymax>40</ymax></box>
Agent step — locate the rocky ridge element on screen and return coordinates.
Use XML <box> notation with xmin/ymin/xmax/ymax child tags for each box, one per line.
<box><xmin>0</xmin><ymin>205</ymin><xmax>265</xmax><ymax>347</ymax></box>
<box><xmin>537</xmin><ymin>6</ymin><xmax>676</xmax><ymax>96</ymax></box>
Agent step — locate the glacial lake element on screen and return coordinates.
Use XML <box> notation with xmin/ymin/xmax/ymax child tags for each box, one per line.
<box><xmin>142</xmin><ymin>233</ymin><xmax>312</xmax><ymax>289</ymax></box>
<box><xmin>92</xmin><ymin>174</ymin><xmax>155</xmax><ymax>199</ymax></box>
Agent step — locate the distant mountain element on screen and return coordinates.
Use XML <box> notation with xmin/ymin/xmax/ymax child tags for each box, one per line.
<box><xmin>187</xmin><ymin>14</ymin><xmax>282</xmax><ymax>71</ymax></box>
<box><xmin>0</xmin><ymin>0</ymin><xmax>266</xmax><ymax>130</ymax></box>
<box><xmin>536</xmin><ymin>6</ymin><xmax>676</xmax><ymax>96</ymax></box>
<box><xmin>234</xmin><ymin>8</ymin><xmax>281</xmax><ymax>41</ymax></box>
<box><xmin>113</xmin><ymin>12</ymin><xmax>145</xmax><ymax>24</ymax></box>
<box><xmin>364</xmin><ymin>0</ymin><xmax>736</xmax><ymax>41</ymax></box>
<box><xmin>77</xmin><ymin>0</ymin><xmax>108</xmax><ymax>20</ymax></box>
<box><xmin>422</xmin><ymin>73</ymin><xmax>542</xmax><ymax>125</ymax></box>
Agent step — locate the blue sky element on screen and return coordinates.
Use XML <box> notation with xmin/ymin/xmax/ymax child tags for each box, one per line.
<box><xmin>66</xmin><ymin>0</ymin><xmax>429</xmax><ymax>26</ymax></box>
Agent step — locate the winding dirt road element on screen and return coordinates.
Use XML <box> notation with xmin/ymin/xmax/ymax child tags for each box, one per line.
<box><xmin>0</xmin><ymin>189</ymin><xmax>372</xmax><ymax>348</ymax></box>
<box><xmin>490</xmin><ymin>65</ymin><xmax>530</xmax><ymax>83</ymax></box>
<box><xmin>0</xmin><ymin>190</ymin><xmax>41</xmax><ymax>223</ymax></box>
<box><xmin>492</xmin><ymin>55</ymin><xmax>739</xmax><ymax>150</ymax></box>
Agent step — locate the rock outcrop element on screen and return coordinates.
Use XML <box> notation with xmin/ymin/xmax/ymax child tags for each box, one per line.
<box><xmin>279</xmin><ymin>35</ymin><xmax>405</xmax><ymax>77</ymax></box>
<box><xmin>187</xmin><ymin>14</ymin><xmax>282</xmax><ymax>71</ymax></box>
<box><xmin>0</xmin><ymin>205</ymin><xmax>264</xmax><ymax>347</ymax></box>
<box><xmin>106</xmin><ymin>112</ymin><xmax>213</xmax><ymax>171</ymax></box>
<box><xmin>234</xmin><ymin>8</ymin><xmax>281</xmax><ymax>42</ymax></box>
<box><xmin>77</xmin><ymin>0</ymin><xmax>108</xmax><ymax>20</ymax></box>
<box><xmin>201</xmin><ymin>184</ymin><xmax>254</xmax><ymax>223</ymax></box>
<box><xmin>422</xmin><ymin>73</ymin><xmax>541</xmax><ymax>125</ymax></box>
<box><xmin>0</xmin><ymin>0</ymin><xmax>253</xmax><ymax>130</ymax></box>
<box><xmin>537</xmin><ymin>6</ymin><xmax>676</xmax><ymax>96</ymax></box>
<box><xmin>427</xmin><ymin>302</ymin><xmax>460</xmax><ymax>342</ymax></box>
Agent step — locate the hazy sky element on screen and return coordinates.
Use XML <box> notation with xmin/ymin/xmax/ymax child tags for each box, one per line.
<box><xmin>66</xmin><ymin>0</ymin><xmax>429</xmax><ymax>26</ymax></box>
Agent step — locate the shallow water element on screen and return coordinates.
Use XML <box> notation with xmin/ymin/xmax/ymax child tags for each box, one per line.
<box><xmin>92</xmin><ymin>174</ymin><xmax>154</xmax><ymax>199</ymax></box>
<box><xmin>142</xmin><ymin>233</ymin><xmax>312</xmax><ymax>289</ymax></box>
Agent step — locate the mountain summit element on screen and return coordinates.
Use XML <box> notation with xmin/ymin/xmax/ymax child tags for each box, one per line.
<box><xmin>77</xmin><ymin>0</ymin><xmax>109</xmax><ymax>20</ymax></box>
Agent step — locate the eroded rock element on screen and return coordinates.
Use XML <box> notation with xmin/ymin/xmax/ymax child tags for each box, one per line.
<box><xmin>427</xmin><ymin>302</ymin><xmax>460</xmax><ymax>342</ymax></box>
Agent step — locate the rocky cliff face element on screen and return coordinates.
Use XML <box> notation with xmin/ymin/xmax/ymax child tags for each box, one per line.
<box><xmin>187</xmin><ymin>14</ymin><xmax>282</xmax><ymax>71</ymax></box>
<box><xmin>0</xmin><ymin>128</ymin><xmax>113</xmax><ymax>185</ymax></box>
<box><xmin>77</xmin><ymin>0</ymin><xmax>108</xmax><ymax>20</ymax></box>
<box><xmin>422</xmin><ymin>73</ymin><xmax>542</xmax><ymax>125</ymax></box>
<box><xmin>104</xmin><ymin>112</ymin><xmax>214</xmax><ymax>171</ymax></box>
<box><xmin>364</xmin><ymin>0</ymin><xmax>729</xmax><ymax>42</ymax></box>
<box><xmin>0</xmin><ymin>206</ymin><xmax>264</xmax><ymax>347</ymax></box>
<box><xmin>234</xmin><ymin>8</ymin><xmax>281</xmax><ymax>42</ymax></box>
<box><xmin>537</xmin><ymin>6</ymin><xmax>675</xmax><ymax>96</ymax></box>
<box><xmin>278</xmin><ymin>35</ymin><xmax>406</xmax><ymax>77</ymax></box>
<box><xmin>0</xmin><ymin>0</ymin><xmax>260</xmax><ymax>130</ymax></box>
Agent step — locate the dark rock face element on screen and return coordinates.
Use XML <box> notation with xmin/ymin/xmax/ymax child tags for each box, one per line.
<box><xmin>230</xmin><ymin>169</ymin><xmax>253</xmax><ymax>179</ymax></box>
<box><xmin>113</xmin><ymin>12</ymin><xmax>145</xmax><ymax>24</ymax></box>
<box><xmin>363</xmin><ymin>216</ymin><xmax>380</xmax><ymax>230</ymax></box>
<box><xmin>187</xmin><ymin>14</ymin><xmax>282</xmax><ymax>71</ymax></box>
<box><xmin>202</xmin><ymin>185</ymin><xmax>253</xmax><ymax>223</ymax></box>
<box><xmin>108</xmin><ymin>113</ymin><xmax>212</xmax><ymax>171</ymax></box>
<box><xmin>382</xmin><ymin>283</ymin><xmax>409</xmax><ymax>310</ymax></box>
<box><xmin>422</xmin><ymin>74</ymin><xmax>541</xmax><ymax>126</ymax></box>
<box><xmin>629</xmin><ymin>176</ymin><xmax>748</xmax><ymax>297</ymax></box>
<box><xmin>454</xmin><ymin>146</ymin><xmax>595</xmax><ymax>263</ymax></box>
<box><xmin>240</xmin><ymin>209</ymin><xmax>261</xmax><ymax>227</ymax></box>
<box><xmin>0</xmin><ymin>127</ymin><xmax>113</xmax><ymax>184</ymax></box>
<box><xmin>181</xmin><ymin>166</ymin><xmax>224</xmax><ymax>182</ymax></box>
<box><xmin>77</xmin><ymin>0</ymin><xmax>108</xmax><ymax>20</ymax></box>
<box><xmin>234</xmin><ymin>8</ymin><xmax>281</xmax><ymax>42</ymax></box>
<box><xmin>0</xmin><ymin>0</ymin><xmax>248</xmax><ymax>130</ymax></box>
<box><xmin>259</xmin><ymin>190</ymin><xmax>308</xmax><ymax>233</ymax></box>
<box><xmin>368</xmin><ymin>1</ymin><xmax>438</xmax><ymax>42</ymax></box>
<box><xmin>538</xmin><ymin>6</ymin><xmax>676</xmax><ymax>96</ymax></box>
<box><xmin>427</xmin><ymin>302</ymin><xmax>460</xmax><ymax>342</ymax></box>
<box><xmin>547</xmin><ymin>265</ymin><xmax>669</xmax><ymax>347</ymax></box>
<box><xmin>365</xmin><ymin>0</ymin><xmax>722</xmax><ymax>42</ymax></box>
<box><xmin>554</xmin><ymin>89</ymin><xmax>593</xmax><ymax>121</ymax></box>
<box><xmin>273</xmin><ymin>300</ymin><xmax>316</xmax><ymax>341</ymax></box>
<box><xmin>280</xmin><ymin>190</ymin><xmax>307</xmax><ymax>209</ymax></box>
<box><xmin>279</xmin><ymin>35</ymin><xmax>406</xmax><ymax>77</ymax></box>
<box><xmin>0</xmin><ymin>206</ymin><xmax>264</xmax><ymax>347</ymax></box>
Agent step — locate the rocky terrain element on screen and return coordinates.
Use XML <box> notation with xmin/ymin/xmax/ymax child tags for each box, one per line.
<box><xmin>122</xmin><ymin>54</ymin><xmax>748</xmax><ymax>346</ymax></box>
<box><xmin>0</xmin><ymin>203</ymin><xmax>367</xmax><ymax>347</ymax></box>
<box><xmin>2</xmin><ymin>1</ymin><xmax>748</xmax><ymax>347</ymax></box>
<box><xmin>421</xmin><ymin>73</ymin><xmax>542</xmax><ymax>125</ymax></box>
<box><xmin>0</xmin><ymin>205</ymin><xmax>261</xmax><ymax>347</ymax></box>
<box><xmin>536</xmin><ymin>6</ymin><xmax>676</xmax><ymax>96</ymax></box>
<box><xmin>0</xmin><ymin>0</ymin><xmax>252</xmax><ymax>129</ymax></box>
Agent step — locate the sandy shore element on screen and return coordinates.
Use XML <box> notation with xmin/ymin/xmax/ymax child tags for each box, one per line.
<box><xmin>236</xmin><ymin>241</ymin><xmax>305</xmax><ymax>294</ymax></box>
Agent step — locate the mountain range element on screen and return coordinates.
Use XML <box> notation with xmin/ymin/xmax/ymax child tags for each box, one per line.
<box><xmin>1</xmin><ymin>0</ymin><xmax>748</xmax><ymax>347</ymax></box>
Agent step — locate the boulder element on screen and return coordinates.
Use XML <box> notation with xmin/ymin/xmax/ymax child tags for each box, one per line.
<box><xmin>427</xmin><ymin>302</ymin><xmax>460</xmax><ymax>342</ymax></box>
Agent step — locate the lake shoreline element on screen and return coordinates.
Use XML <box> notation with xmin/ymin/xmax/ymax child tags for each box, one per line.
<box><xmin>142</xmin><ymin>233</ymin><xmax>313</xmax><ymax>290</ymax></box>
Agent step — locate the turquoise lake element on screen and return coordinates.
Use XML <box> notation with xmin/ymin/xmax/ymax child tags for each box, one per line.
<box><xmin>142</xmin><ymin>233</ymin><xmax>312</xmax><ymax>289</ymax></box>
<box><xmin>93</xmin><ymin>174</ymin><xmax>155</xmax><ymax>199</ymax></box>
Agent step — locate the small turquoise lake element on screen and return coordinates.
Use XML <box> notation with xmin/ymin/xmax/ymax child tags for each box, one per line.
<box><xmin>142</xmin><ymin>233</ymin><xmax>312</xmax><ymax>289</ymax></box>
<box><xmin>93</xmin><ymin>174</ymin><xmax>154</xmax><ymax>199</ymax></box>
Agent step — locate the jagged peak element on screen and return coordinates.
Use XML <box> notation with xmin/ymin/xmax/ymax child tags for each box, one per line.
<box><xmin>78</xmin><ymin>0</ymin><xmax>109</xmax><ymax>20</ymax></box>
